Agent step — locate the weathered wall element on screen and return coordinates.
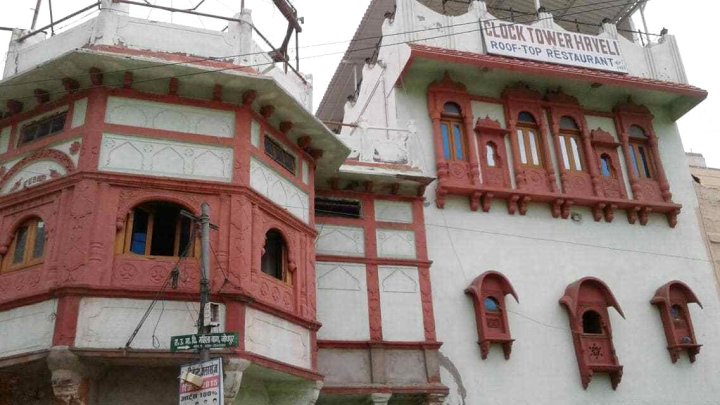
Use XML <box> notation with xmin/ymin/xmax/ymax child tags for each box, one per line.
<box><xmin>0</xmin><ymin>300</ymin><xmax>56</xmax><ymax>357</ymax></box>
<box><xmin>690</xmin><ymin>164</ymin><xmax>720</xmax><ymax>294</ymax></box>
<box><xmin>244</xmin><ymin>307</ymin><xmax>311</xmax><ymax>369</ymax></box>
<box><xmin>75</xmin><ymin>298</ymin><xmax>225</xmax><ymax>350</ymax></box>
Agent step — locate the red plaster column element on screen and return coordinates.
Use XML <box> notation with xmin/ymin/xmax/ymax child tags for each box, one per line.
<box><xmin>364</xmin><ymin>199</ymin><xmax>383</xmax><ymax>342</ymax></box>
<box><xmin>616</xmin><ymin>125</ymin><xmax>640</xmax><ymax>200</ymax></box>
<box><xmin>463</xmin><ymin>115</ymin><xmax>481</xmax><ymax>185</ymax></box>
<box><xmin>77</xmin><ymin>89</ymin><xmax>108</xmax><ymax>172</ymax></box>
<box><xmin>538</xmin><ymin>113</ymin><xmax>558</xmax><ymax>193</ymax></box>
<box><xmin>646</xmin><ymin>133</ymin><xmax>672</xmax><ymax>201</ymax></box>
<box><xmin>224</xmin><ymin>301</ymin><xmax>246</xmax><ymax>352</ymax></box>
<box><xmin>413</xmin><ymin>199</ymin><xmax>436</xmax><ymax>342</ymax></box>
<box><xmin>581</xmin><ymin>125</ymin><xmax>602</xmax><ymax>197</ymax></box>
<box><xmin>52</xmin><ymin>295</ymin><xmax>81</xmax><ymax>347</ymax></box>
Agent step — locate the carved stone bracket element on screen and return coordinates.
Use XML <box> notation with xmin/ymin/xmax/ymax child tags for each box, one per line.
<box><xmin>46</xmin><ymin>346</ymin><xmax>100</xmax><ymax>405</ymax></box>
<box><xmin>223</xmin><ymin>358</ymin><xmax>252</xmax><ymax>403</ymax></box>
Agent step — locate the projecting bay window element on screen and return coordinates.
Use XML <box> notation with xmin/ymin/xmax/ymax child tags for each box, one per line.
<box><xmin>1</xmin><ymin>218</ymin><xmax>45</xmax><ymax>272</ymax></box>
<box><xmin>440</xmin><ymin>102</ymin><xmax>466</xmax><ymax>161</ymax></box>
<box><xmin>516</xmin><ymin>112</ymin><xmax>542</xmax><ymax>168</ymax></box>
<box><xmin>558</xmin><ymin>117</ymin><xmax>584</xmax><ymax>172</ymax></box>
<box><xmin>628</xmin><ymin>125</ymin><xmax>654</xmax><ymax>179</ymax></box>
<box><xmin>120</xmin><ymin>202</ymin><xmax>196</xmax><ymax>257</ymax></box>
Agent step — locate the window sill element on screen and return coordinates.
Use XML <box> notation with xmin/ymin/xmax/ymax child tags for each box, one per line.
<box><xmin>436</xmin><ymin>181</ymin><xmax>681</xmax><ymax>227</ymax></box>
<box><xmin>1</xmin><ymin>261</ymin><xmax>44</xmax><ymax>275</ymax></box>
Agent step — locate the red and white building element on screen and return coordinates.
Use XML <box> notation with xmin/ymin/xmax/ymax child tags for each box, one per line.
<box><xmin>0</xmin><ymin>0</ymin><xmax>718</xmax><ymax>404</ymax></box>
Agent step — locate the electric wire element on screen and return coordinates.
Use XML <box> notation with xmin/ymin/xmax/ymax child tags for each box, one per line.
<box><xmin>0</xmin><ymin>0</ymin><xmax>647</xmax><ymax>92</ymax></box>
<box><xmin>124</xmin><ymin>224</ymin><xmax>196</xmax><ymax>349</ymax></box>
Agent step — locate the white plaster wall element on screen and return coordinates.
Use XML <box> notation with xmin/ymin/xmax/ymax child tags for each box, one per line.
<box><xmin>244</xmin><ymin>307</ymin><xmax>311</xmax><ymax>369</ymax></box>
<box><xmin>0</xmin><ymin>126</ymin><xmax>10</xmax><ymax>153</ymax></box>
<box><xmin>301</xmin><ymin>160</ymin><xmax>309</xmax><ymax>185</ymax></box>
<box><xmin>418</xmin><ymin>111</ymin><xmax>720</xmax><ymax>403</ymax></box>
<box><xmin>315</xmin><ymin>225</ymin><xmax>365</xmax><ymax>257</ymax></box>
<box><xmin>105</xmin><ymin>97</ymin><xmax>235</xmax><ymax>138</ymax></box>
<box><xmin>374</xmin><ymin>48</ymin><xmax>720</xmax><ymax>402</ymax></box>
<box><xmin>249</xmin><ymin>157</ymin><xmax>309</xmax><ymax>223</ymax></box>
<box><xmin>375</xmin><ymin>200</ymin><xmax>413</xmax><ymax>224</ymax></box>
<box><xmin>378</xmin><ymin>266</ymin><xmax>424</xmax><ymax>341</ymax></box>
<box><xmin>376</xmin><ymin>229</ymin><xmax>417</xmax><ymax>259</ymax></box>
<box><xmin>98</xmin><ymin>133</ymin><xmax>233</xmax><ymax>182</ymax></box>
<box><xmin>316</xmin><ymin>262</ymin><xmax>370</xmax><ymax>341</ymax></box>
<box><xmin>470</xmin><ymin>101</ymin><xmax>505</xmax><ymax>128</ymax></box>
<box><xmin>71</xmin><ymin>98</ymin><xmax>88</xmax><ymax>128</ymax></box>
<box><xmin>75</xmin><ymin>298</ymin><xmax>225</xmax><ymax>350</ymax></box>
<box><xmin>250</xmin><ymin>120</ymin><xmax>261</xmax><ymax>148</ymax></box>
<box><xmin>0</xmin><ymin>300</ymin><xmax>56</xmax><ymax>357</ymax></box>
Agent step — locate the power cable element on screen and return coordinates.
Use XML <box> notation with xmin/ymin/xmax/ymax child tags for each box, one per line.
<box><xmin>125</xmin><ymin>224</ymin><xmax>196</xmax><ymax>349</ymax></box>
<box><xmin>0</xmin><ymin>0</ymin><xmax>644</xmax><ymax>91</ymax></box>
<box><xmin>0</xmin><ymin>0</ymin><xmax>639</xmax><ymax>106</ymax></box>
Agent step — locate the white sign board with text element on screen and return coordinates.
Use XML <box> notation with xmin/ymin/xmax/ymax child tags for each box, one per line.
<box><xmin>179</xmin><ymin>358</ymin><xmax>223</xmax><ymax>405</ymax></box>
<box><xmin>481</xmin><ymin>20</ymin><xmax>628</xmax><ymax>74</ymax></box>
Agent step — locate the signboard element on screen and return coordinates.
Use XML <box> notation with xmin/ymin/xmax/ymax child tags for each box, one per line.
<box><xmin>481</xmin><ymin>19</ymin><xmax>628</xmax><ymax>74</ymax></box>
<box><xmin>179</xmin><ymin>358</ymin><xmax>223</xmax><ymax>405</ymax></box>
<box><xmin>171</xmin><ymin>333</ymin><xmax>239</xmax><ymax>352</ymax></box>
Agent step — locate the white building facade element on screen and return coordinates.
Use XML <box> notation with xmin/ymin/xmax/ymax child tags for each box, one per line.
<box><xmin>315</xmin><ymin>0</ymin><xmax>720</xmax><ymax>404</ymax></box>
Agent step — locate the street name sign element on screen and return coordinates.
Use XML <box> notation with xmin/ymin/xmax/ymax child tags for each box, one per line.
<box><xmin>171</xmin><ymin>332</ymin><xmax>239</xmax><ymax>352</ymax></box>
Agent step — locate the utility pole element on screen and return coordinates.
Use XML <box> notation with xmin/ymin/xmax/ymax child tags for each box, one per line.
<box><xmin>198</xmin><ymin>202</ymin><xmax>211</xmax><ymax>361</ymax></box>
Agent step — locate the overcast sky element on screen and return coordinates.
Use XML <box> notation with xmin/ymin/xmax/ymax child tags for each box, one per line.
<box><xmin>1</xmin><ymin>0</ymin><xmax>717</xmax><ymax>167</ymax></box>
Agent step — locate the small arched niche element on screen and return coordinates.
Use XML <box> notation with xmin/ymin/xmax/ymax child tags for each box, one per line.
<box><xmin>651</xmin><ymin>281</ymin><xmax>703</xmax><ymax>363</ymax></box>
<box><xmin>559</xmin><ymin>277</ymin><xmax>625</xmax><ymax>390</ymax></box>
<box><xmin>465</xmin><ymin>271</ymin><xmax>518</xmax><ymax>360</ymax></box>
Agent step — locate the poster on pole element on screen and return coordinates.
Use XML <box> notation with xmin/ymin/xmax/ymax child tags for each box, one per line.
<box><xmin>480</xmin><ymin>19</ymin><xmax>628</xmax><ymax>74</ymax></box>
<box><xmin>178</xmin><ymin>358</ymin><xmax>223</xmax><ymax>405</ymax></box>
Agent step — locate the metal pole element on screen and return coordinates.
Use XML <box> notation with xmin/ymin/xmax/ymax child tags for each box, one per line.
<box><xmin>198</xmin><ymin>202</ymin><xmax>211</xmax><ymax>361</ymax></box>
<box><xmin>639</xmin><ymin>1</ymin><xmax>651</xmax><ymax>45</ymax></box>
<box><xmin>31</xmin><ymin>0</ymin><xmax>43</xmax><ymax>30</ymax></box>
<box><xmin>48</xmin><ymin>0</ymin><xmax>55</xmax><ymax>36</ymax></box>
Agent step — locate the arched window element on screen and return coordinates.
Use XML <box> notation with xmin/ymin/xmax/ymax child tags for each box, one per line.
<box><xmin>261</xmin><ymin>229</ymin><xmax>289</xmax><ymax>282</ymax></box>
<box><xmin>2</xmin><ymin>218</ymin><xmax>45</xmax><ymax>272</ymax></box>
<box><xmin>600</xmin><ymin>154</ymin><xmax>614</xmax><ymax>178</ymax></box>
<box><xmin>558</xmin><ymin>116</ymin><xmax>584</xmax><ymax>172</ymax></box>
<box><xmin>121</xmin><ymin>202</ymin><xmax>195</xmax><ymax>257</ymax></box>
<box><xmin>628</xmin><ymin>125</ymin><xmax>654</xmax><ymax>179</ymax></box>
<box><xmin>516</xmin><ymin>112</ymin><xmax>542</xmax><ymax>167</ymax></box>
<box><xmin>439</xmin><ymin>102</ymin><xmax>466</xmax><ymax>161</ymax></box>
<box><xmin>485</xmin><ymin>142</ymin><xmax>498</xmax><ymax>167</ymax></box>
<box><xmin>582</xmin><ymin>310</ymin><xmax>603</xmax><ymax>334</ymax></box>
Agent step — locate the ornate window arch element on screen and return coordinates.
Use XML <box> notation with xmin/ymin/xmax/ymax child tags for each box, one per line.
<box><xmin>465</xmin><ymin>271</ymin><xmax>518</xmax><ymax>360</ymax></box>
<box><xmin>557</xmin><ymin>116</ymin><xmax>584</xmax><ymax>172</ymax></box>
<box><xmin>440</xmin><ymin>102</ymin><xmax>467</xmax><ymax>161</ymax></box>
<box><xmin>1</xmin><ymin>217</ymin><xmax>46</xmax><ymax>272</ymax></box>
<box><xmin>627</xmin><ymin>125</ymin><xmax>654</xmax><ymax>179</ymax></box>
<box><xmin>651</xmin><ymin>281</ymin><xmax>703</xmax><ymax>363</ymax></box>
<box><xmin>261</xmin><ymin>228</ymin><xmax>291</xmax><ymax>284</ymax></box>
<box><xmin>515</xmin><ymin>111</ymin><xmax>542</xmax><ymax>168</ymax></box>
<box><xmin>560</xmin><ymin>277</ymin><xmax>625</xmax><ymax>390</ymax></box>
<box><xmin>117</xmin><ymin>201</ymin><xmax>197</xmax><ymax>257</ymax></box>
